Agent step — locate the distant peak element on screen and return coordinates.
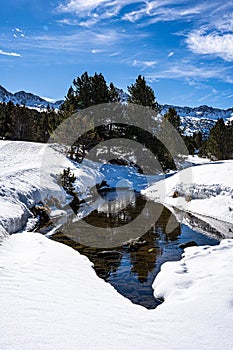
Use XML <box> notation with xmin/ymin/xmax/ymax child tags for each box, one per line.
<box><xmin>0</xmin><ymin>84</ymin><xmax>63</xmax><ymax>110</ymax></box>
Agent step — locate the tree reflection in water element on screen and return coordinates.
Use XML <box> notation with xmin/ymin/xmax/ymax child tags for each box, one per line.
<box><xmin>51</xmin><ymin>190</ymin><xmax>218</xmax><ymax>309</ymax></box>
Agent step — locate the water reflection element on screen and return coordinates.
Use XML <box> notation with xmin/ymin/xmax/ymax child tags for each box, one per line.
<box><xmin>51</xmin><ymin>190</ymin><xmax>219</xmax><ymax>309</ymax></box>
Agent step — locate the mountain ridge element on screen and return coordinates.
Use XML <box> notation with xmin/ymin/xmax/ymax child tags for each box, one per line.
<box><xmin>0</xmin><ymin>85</ymin><xmax>63</xmax><ymax>110</ymax></box>
<box><xmin>0</xmin><ymin>84</ymin><xmax>233</xmax><ymax>122</ymax></box>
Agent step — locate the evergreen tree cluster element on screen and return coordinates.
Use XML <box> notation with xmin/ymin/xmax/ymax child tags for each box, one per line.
<box><xmin>0</xmin><ymin>71</ymin><xmax>232</xmax><ymax>167</ymax></box>
<box><xmin>62</xmin><ymin>72</ymin><xmax>165</xmax><ymax>166</ymax></box>
<box><xmin>60</xmin><ymin>72</ymin><xmax>119</xmax><ymax>115</ymax></box>
<box><xmin>200</xmin><ymin>118</ymin><xmax>233</xmax><ymax>160</ymax></box>
<box><xmin>0</xmin><ymin>101</ymin><xmax>60</xmax><ymax>142</ymax></box>
<box><xmin>127</xmin><ymin>75</ymin><xmax>160</xmax><ymax>111</ymax></box>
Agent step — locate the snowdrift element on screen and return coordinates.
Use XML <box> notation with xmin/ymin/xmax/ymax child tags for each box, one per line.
<box><xmin>143</xmin><ymin>160</ymin><xmax>233</xmax><ymax>228</ymax></box>
<box><xmin>1</xmin><ymin>231</ymin><xmax>233</xmax><ymax>349</ymax></box>
<box><xmin>1</xmin><ymin>141</ymin><xmax>233</xmax><ymax>349</ymax></box>
<box><xmin>0</xmin><ymin>141</ymin><xmax>102</xmax><ymax>234</ymax></box>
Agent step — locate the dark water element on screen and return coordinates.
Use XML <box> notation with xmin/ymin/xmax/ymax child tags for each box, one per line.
<box><xmin>51</xmin><ymin>190</ymin><xmax>219</xmax><ymax>309</ymax></box>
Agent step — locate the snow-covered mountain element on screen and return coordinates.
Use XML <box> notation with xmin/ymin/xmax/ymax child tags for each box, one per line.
<box><xmin>161</xmin><ymin>104</ymin><xmax>233</xmax><ymax>121</ymax></box>
<box><xmin>161</xmin><ymin>104</ymin><xmax>233</xmax><ymax>138</ymax></box>
<box><xmin>179</xmin><ymin>116</ymin><xmax>215</xmax><ymax>138</ymax></box>
<box><xmin>116</xmin><ymin>88</ymin><xmax>129</xmax><ymax>102</ymax></box>
<box><xmin>0</xmin><ymin>85</ymin><xmax>63</xmax><ymax>110</ymax></box>
<box><xmin>1</xmin><ymin>84</ymin><xmax>232</xmax><ymax>138</ymax></box>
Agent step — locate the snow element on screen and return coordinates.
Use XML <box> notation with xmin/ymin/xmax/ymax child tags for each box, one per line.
<box><xmin>0</xmin><ymin>85</ymin><xmax>63</xmax><ymax>109</ymax></box>
<box><xmin>1</xmin><ymin>231</ymin><xmax>233</xmax><ymax>349</ymax></box>
<box><xmin>162</xmin><ymin>104</ymin><xmax>233</xmax><ymax>121</ymax></box>
<box><xmin>95</xmin><ymin>162</ymin><xmax>162</xmax><ymax>192</ymax></box>
<box><xmin>1</xmin><ymin>140</ymin><xmax>233</xmax><ymax>349</ymax></box>
<box><xmin>180</xmin><ymin>115</ymin><xmax>215</xmax><ymax>138</ymax></box>
<box><xmin>0</xmin><ymin>141</ymin><xmax>102</xmax><ymax>234</ymax></box>
<box><xmin>142</xmin><ymin>160</ymin><xmax>233</xmax><ymax>227</ymax></box>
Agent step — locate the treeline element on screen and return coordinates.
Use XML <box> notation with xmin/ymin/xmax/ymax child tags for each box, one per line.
<box><xmin>0</xmin><ymin>101</ymin><xmax>62</xmax><ymax>142</ymax></box>
<box><xmin>199</xmin><ymin>118</ymin><xmax>233</xmax><ymax>160</ymax></box>
<box><xmin>61</xmin><ymin>73</ymin><xmax>177</xmax><ymax>170</ymax></box>
<box><xmin>0</xmin><ymin>72</ymin><xmax>232</xmax><ymax>163</ymax></box>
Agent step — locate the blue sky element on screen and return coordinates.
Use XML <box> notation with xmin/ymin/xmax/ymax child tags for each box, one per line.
<box><xmin>1</xmin><ymin>0</ymin><xmax>233</xmax><ymax>108</ymax></box>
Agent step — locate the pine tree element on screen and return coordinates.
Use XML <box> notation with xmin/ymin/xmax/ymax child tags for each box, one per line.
<box><xmin>91</xmin><ymin>72</ymin><xmax>110</xmax><ymax>105</ymax></box>
<box><xmin>0</xmin><ymin>102</ymin><xmax>12</xmax><ymax>138</ymax></box>
<box><xmin>200</xmin><ymin>118</ymin><xmax>233</xmax><ymax>160</ymax></box>
<box><xmin>108</xmin><ymin>82</ymin><xmax>120</xmax><ymax>102</ymax></box>
<box><xmin>60</xmin><ymin>167</ymin><xmax>76</xmax><ymax>195</ymax></box>
<box><xmin>60</xmin><ymin>86</ymin><xmax>77</xmax><ymax>114</ymax></box>
<box><xmin>73</xmin><ymin>72</ymin><xmax>92</xmax><ymax>109</ymax></box>
<box><xmin>164</xmin><ymin>107</ymin><xmax>181</xmax><ymax>133</ymax></box>
<box><xmin>127</xmin><ymin>75</ymin><xmax>159</xmax><ymax>111</ymax></box>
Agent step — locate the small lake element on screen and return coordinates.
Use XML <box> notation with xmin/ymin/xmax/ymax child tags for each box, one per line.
<box><xmin>51</xmin><ymin>189</ymin><xmax>219</xmax><ymax>309</ymax></box>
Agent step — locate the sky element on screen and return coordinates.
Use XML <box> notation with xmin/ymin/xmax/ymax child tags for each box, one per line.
<box><xmin>0</xmin><ymin>0</ymin><xmax>233</xmax><ymax>108</ymax></box>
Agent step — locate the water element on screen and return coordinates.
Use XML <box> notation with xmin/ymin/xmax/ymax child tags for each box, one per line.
<box><xmin>51</xmin><ymin>189</ymin><xmax>219</xmax><ymax>309</ymax></box>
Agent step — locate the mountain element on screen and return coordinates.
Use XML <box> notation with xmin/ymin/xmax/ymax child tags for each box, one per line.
<box><xmin>116</xmin><ymin>88</ymin><xmax>129</xmax><ymax>103</ymax></box>
<box><xmin>161</xmin><ymin>104</ymin><xmax>233</xmax><ymax>139</ymax></box>
<box><xmin>161</xmin><ymin>104</ymin><xmax>233</xmax><ymax>120</ymax></box>
<box><xmin>1</xmin><ymin>84</ymin><xmax>232</xmax><ymax>138</ymax></box>
<box><xmin>0</xmin><ymin>85</ymin><xmax>63</xmax><ymax>110</ymax></box>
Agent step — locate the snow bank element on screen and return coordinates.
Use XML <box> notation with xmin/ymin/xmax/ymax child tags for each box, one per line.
<box><xmin>0</xmin><ymin>140</ymin><xmax>158</xmax><ymax>234</ymax></box>
<box><xmin>142</xmin><ymin>160</ymin><xmax>233</xmax><ymax>227</ymax></box>
<box><xmin>94</xmin><ymin>162</ymin><xmax>162</xmax><ymax>192</ymax></box>
<box><xmin>0</xmin><ymin>141</ymin><xmax>102</xmax><ymax>234</ymax></box>
<box><xmin>1</xmin><ymin>141</ymin><xmax>233</xmax><ymax>349</ymax></box>
<box><xmin>1</xmin><ymin>231</ymin><xmax>233</xmax><ymax>349</ymax></box>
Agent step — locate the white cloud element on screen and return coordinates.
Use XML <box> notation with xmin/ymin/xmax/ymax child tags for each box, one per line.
<box><xmin>17</xmin><ymin>28</ymin><xmax>131</xmax><ymax>55</ymax></box>
<box><xmin>91</xmin><ymin>49</ymin><xmax>104</xmax><ymax>54</ymax></box>
<box><xmin>56</xmin><ymin>0</ymin><xmax>233</xmax><ymax>32</ymax></box>
<box><xmin>168</xmin><ymin>51</ymin><xmax>174</xmax><ymax>57</ymax></box>
<box><xmin>109</xmin><ymin>52</ymin><xmax>120</xmax><ymax>57</ymax></box>
<box><xmin>0</xmin><ymin>49</ymin><xmax>22</xmax><ymax>57</ymax></box>
<box><xmin>198</xmin><ymin>93</ymin><xmax>214</xmax><ymax>102</ymax></box>
<box><xmin>58</xmin><ymin>0</ymin><xmax>109</xmax><ymax>14</ymax></box>
<box><xmin>57</xmin><ymin>0</ymin><xmax>217</xmax><ymax>26</ymax></box>
<box><xmin>133</xmin><ymin>59</ymin><xmax>157</xmax><ymax>70</ymax></box>
<box><xmin>145</xmin><ymin>63</ymin><xmax>227</xmax><ymax>82</ymax></box>
<box><xmin>186</xmin><ymin>30</ymin><xmax>233</xmax><ymax>61</ymax></box>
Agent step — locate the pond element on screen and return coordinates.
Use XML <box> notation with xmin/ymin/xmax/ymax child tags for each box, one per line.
<box><xmin>51</xmin><ymin>189</ymin><xmax>219</xmax><ymax>309</ymax></box>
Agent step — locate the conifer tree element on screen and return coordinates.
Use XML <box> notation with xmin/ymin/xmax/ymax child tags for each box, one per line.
<box><xmin>164</xmin><ymin>107</ymin><xmax>181</xmax><ymax>133</ymax></box>
<box><xmin>108</xmin><ymin>82</ymin><xmax>120</xmax><ymax>102</ymax></box>
<box><xmin>127</xmin><ymin>75</ymin><xmax>159</xmax><ymax>111</ymax></box>
<box><xmin>200</xmin><ymin>118</ymin><xmax>233</xmax><ymax>159</ymax></box>
<box><xmin>91</xmin><ymin>72</ymin><xmax>110</xmax><ymax>105</ymax></box>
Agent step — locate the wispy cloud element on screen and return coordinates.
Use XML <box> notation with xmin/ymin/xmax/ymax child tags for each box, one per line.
<box><xmin>168</xmin><ymin>51</ymin><xmax>174</xmax><ymax>57</ymax></box>
<box><xmin>186</xmin><ymin>30</ymin><xmax>233</xmax><ymax>62</ymax></box>
<box><xmin>145</xmin><ymin>62</ymin><xmax>230</xmax><ymax>82</ymax></box>
<box><xmin>198</xmin><ymin>92</ymin><xmax>216</xmax><ymax>102</ymax></box>
<box><xmin>57</xmin><ymin>0</ymin><xmax>227</xmax><ymax>28</ymax></box>
<box><xmin>57</xmin><ymin>0</ymin><xmax>132</xmax><ymax>26</ymax></box>
<box><xmin>133</xmin><ymin>59</ymin><xmax>157</xmax><ymax>71</ymax></box>
<box><xmin>10</xmin><ymin>29</ymin><xmax>128</xmax><ymax>54</ymax></box>
<box><xmin>0</xmin><ymin>49</ymin><xmax>22</xmax><ymax>57</ymax></box>
<box><xmin>123</xmin><ymin>2</ymin><xmax>211</xmax><ymax>24</ymax></box>
<box><xmin>91</xmin><ymin>49</ymin><xmax>104</xmax><ymax>54</ymax></box>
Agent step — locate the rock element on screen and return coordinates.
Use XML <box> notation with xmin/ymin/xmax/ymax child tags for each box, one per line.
<box><xmin>172</xmin><ymin>190</ymin><xmax>179</xmax><ymax>198</ymax></box>
<box><xmin>179</xmin><ymin>241</ymin><xmax>198</xmax><ymax>249</ymax></box>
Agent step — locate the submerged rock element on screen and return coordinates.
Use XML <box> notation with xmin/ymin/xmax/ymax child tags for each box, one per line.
<box><xmin>179</xmin><ymin>241</ymin><xmax>198</xmax><ymax>249</ymax></box>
